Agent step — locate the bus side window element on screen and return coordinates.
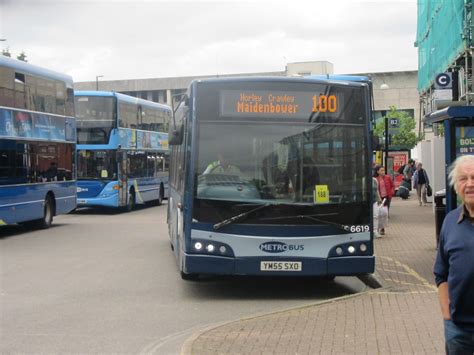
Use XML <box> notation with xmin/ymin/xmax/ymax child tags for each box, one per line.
<box><xmin>14</xmin><ymin>72</ymin><xmax>26</xmax><ymax>110</ymax></box>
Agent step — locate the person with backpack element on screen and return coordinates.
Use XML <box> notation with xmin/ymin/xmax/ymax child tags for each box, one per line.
<box><xmin>413</xmin><ymin>162</ymin><xmax>430</xmax><ymax>206</ymax></box>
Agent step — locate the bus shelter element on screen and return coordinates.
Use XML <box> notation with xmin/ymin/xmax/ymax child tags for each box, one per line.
<box><xmin>425</xmin><ymin>105</ymin><xmax>474</xmax><ymax>211</ymax></box>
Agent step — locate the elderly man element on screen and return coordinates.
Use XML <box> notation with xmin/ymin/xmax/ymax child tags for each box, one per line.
<box><xmin>434</xmin><ymin>155</ymin><xmax>474</xmax><ymax>354</ymax></box>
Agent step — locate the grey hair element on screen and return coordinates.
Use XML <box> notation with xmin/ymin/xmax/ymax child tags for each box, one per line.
<box><xmin>448</xmin><ymin>155</ymin><xmax>474</xmax><ymax>193</ymax></box>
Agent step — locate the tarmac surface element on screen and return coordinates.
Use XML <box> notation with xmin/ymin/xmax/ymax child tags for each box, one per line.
<box><xmin>181</xmin><ymin>196</ymin><xmax>445</xmax><ymax>354</ymax></box>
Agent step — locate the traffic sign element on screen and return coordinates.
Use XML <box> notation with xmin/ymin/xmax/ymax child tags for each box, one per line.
<box><xmin>389</xmin><ymin>118</ymin><xmax>399</xmax><ymax>127</ymax></box>
<box><xmin>434</xmin><ymin>73</ymin><xmax>452</xmax><ymax>89</ymax></box>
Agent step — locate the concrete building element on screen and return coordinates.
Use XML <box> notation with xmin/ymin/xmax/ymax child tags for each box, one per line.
<box><xmin>75</xmin><ymin>61</ymin><xmax>420</xmax><ymax>132</ymax></box>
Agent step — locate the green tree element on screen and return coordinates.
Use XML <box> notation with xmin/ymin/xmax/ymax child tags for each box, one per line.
<box><xmin>435</xmin><ymin>122</ymin><xmax>444</xmax><ymax>137</ymax></box>
<box><xmin>374</xmin><ymin>106</ymin><xmax>420</xmax><ymax>150</ymax></box>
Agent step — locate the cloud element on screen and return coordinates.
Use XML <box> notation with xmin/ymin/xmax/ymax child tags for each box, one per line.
<box><xmin>1</xmin><ymin>0</ymin><xmax>417</xmax><ymax>81</ymax></box>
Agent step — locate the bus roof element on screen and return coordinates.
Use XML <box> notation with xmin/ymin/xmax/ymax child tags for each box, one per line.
<box><xmin>190</xmin><ymin>75</ymin><xmax>369</xmax><ymax>88</ymax></box>
<box><xmin>308</xmin><ymin>74</ymin><xmax>371</xmax><ymax>83</ymax></box>
<box><xmin>0</xmin><ymin>55</ymin><xmax>73</xmax><ymax>85</ymax></box>
<box><xmin>75</xmin><ymin>90</ymin><xmax>172</xmax><ymax>111</ymax></box>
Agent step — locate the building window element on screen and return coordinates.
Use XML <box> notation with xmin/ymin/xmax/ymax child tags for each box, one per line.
<box><xmin>152</xmin><ymin>90</ymin><xmax>159</xmax><ymax>103</ymax></box>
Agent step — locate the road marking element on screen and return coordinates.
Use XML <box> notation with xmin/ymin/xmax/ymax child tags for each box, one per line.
<box><xmin>378</xmin><ymin>256</ymin><xmax>437</xmax><ymax>291</ymax></box>
<box><xmin>381</xmin><ymin>268</ymin><xmax>413</xmax><ymax>275</ymax></box>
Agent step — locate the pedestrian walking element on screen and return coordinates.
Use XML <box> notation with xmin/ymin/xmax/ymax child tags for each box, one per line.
<box><xmin>433</xmin><ymin>155</ymin><xmax>474</xmax><ymax>354</ymax></box>
<box><xmin>413</xmin><ymin>162</ymin><xmax>430</xmax><ymax>206</ymax></box>
<box><xmin>403</xmin><ymin>158</ymin><xmax>416</xmax><ymax>191</ymax></box>
<box><xmin>374</xmin><ymin>165</ymin><xmax>394</xmax><ymax>235</ymax></box>
<box><xmin>403</xmin><ymin>158</ymin><xmax>416</xmax><ymax>181</ymax></box>
<box><xmin>372</xmin><ymin>177</ymin><xmax>382</xmax><ymax>238</ymax></box>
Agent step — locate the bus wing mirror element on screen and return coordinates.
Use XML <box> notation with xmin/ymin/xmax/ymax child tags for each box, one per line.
<box><xmin>370</xmin><ymin>133</ymin><xmax>381</xmax><ymax>151</ymax></box>
<box><xmin>170</xmin><ymin>93</ymin><xmax>187</xmax><ymax>145</ymax></box>
<box><xmin>168</xmin><ymin>124</ymin><xmax>183</xmax><ymax>145</ymax></box>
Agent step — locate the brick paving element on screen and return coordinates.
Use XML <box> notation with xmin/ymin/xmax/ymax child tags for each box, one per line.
<box><xmin>183</xmin><ymin>197</ymin><xmax>444</xmax><ymax>355</ymax></box>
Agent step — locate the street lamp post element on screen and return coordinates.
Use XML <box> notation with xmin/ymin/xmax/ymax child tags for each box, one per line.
<box><xmin>96</xmin><ymin>75</ymin><xmax>104</xmax><ymax>91</ymax></box>
<box><xmin>383</xmin><ymin>110</ymin><xmax>389</xmax><ymax>171</ymax></box>
<box><xmin>379</xmin><ymin>81</ymin><xmax>390</xmax><ymax>171</ymax></box>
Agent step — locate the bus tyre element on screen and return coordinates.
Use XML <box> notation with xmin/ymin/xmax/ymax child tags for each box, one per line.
<box><xmin>38</xmin><ymin>196</ymin><xmax>54</xmax><ymax>229</ymax></box>
<box><xmin>180</xmin><ymin>271</ymin><xmax>199</xmax><ymax>281</ymax></box>
<box><xmin>126</xmin><ymin>191</ymin><xmax>135</xmax><ymax>212</ymax></box>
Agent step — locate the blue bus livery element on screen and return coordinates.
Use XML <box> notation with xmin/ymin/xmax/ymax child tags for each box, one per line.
<box><xmin>168</xmin><ymin>76</ymin><xmax>374</xmax><ymax>280</ymax></box>
<box><xmin>0</xmin><ymin>56</ymin><xmax>76</xmax><ymax>228</ymax></box>
<box><xmin>75</xmin><ymin>91</ymin><xmax>171</xmax><ymax>210</ymax></box>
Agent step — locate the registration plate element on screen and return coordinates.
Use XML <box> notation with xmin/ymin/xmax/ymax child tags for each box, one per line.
<box><xmin>77</xmin><ymin>200</ymin><xmax>86</xmax><ymax>204</ymax></box>
<box><xmin>260</xmin><ymin>261</ymin><xmax>302</xmax><ymax>272</ymax></box>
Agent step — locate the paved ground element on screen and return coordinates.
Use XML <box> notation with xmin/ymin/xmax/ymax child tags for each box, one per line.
<box><xmin>182</xmin><ymin>196</ymin><xmax>445</xmax><ymax>354</ymax></box>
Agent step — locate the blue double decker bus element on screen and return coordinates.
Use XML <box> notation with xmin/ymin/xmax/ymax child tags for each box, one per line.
<box><xmin>168</xmin><ymin>76</ymin><xmax>374</xmax><ymax>280</ymax></box>
<box><xmin>75</xmin><ymin>91</ymin><xmax>171</xmax><ymax>210</ymax></box>
<box><xmin>0</xmin><ymin>56</ymin><xmax>76</xmax><ymax>228</ymax></box>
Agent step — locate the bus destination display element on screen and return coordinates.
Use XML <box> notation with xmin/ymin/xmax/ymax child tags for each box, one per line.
<box><xmin>220</xmin><ymin>90</ymin><xmax>341</xmax><ymax>119</ymax></box>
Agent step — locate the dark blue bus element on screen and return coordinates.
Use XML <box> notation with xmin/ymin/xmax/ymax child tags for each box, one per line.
<box><xmin>167</xmin><ymin>76</ymin><xmax>375</xmax><ymax>280</ymax></box>
<box><xmin>75</xmin><ymin>91</ymin><xmax>171</xmax><ymax>210</ymax></box>
<box><xmin>0</xmin><ymin>56</ymin><xmax>76</xmax><ymax>228</ymax></box>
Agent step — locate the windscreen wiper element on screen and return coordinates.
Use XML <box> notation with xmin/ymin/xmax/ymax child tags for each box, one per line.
<box><xmin>260</xmin><ymin>213</ymin><xmax>348</xmax><ymax>232</ymax></box>
<box><xmin>213</xmin><ymin>203</ymin><xmax>271</xmax><ymax>230</ymax></box>
<box><xmin>212</xmin><ymin>202</ymin><xmax>311</xmax><ymax>230</ymax></box>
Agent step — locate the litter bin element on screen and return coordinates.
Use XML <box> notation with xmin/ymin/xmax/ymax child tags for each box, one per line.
<box><xmin>434</xmin><ymin>189</ymin><xmax>446</xmax><ymax>246</ymax></box>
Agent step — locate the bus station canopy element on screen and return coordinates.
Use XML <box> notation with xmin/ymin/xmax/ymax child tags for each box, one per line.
<box><xmin>424</xmin><ymin>106</ymin><xmax>474</xmax><ymax>125</ymax></box>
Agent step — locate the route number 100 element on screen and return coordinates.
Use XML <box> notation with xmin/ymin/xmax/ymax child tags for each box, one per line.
<box><xmin>312</xmin><ymin>95</ymin><xmax>337</xmax><ymax>113</ymax></box>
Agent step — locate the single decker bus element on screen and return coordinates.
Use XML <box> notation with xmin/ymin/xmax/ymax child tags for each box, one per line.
<box><xmin>0</xmin><ymin>56</ymin><xmax>76</xmax><ymax>228</ymax></box>
<box><xmin>168</xmin><ymin>76</ymin><xmax>375</xmax><ymax>280</ymax></box>
<box><xmin>75</xmin><ymin>91</ymin><xmax>171</xmax><ymax>210</ymax></box>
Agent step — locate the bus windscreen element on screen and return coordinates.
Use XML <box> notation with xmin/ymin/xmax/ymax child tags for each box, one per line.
<box><xmin>75</xmin><ymin>96</ymin><xmax>115</xmax><ymax>144</ymax></box>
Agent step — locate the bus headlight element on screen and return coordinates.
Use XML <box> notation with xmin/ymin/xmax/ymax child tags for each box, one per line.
<box><xmin>348</xmin><ymin>245</ymin><xmax>356</xmax><ymax>254</ymax></box>
<box><xmin>360</xmin><ymin>243</ymin><xmax>367</xmax><ymax>252</ymax></box>
<box><xmin>191</xmin><ymin>239</ymin><xmax>234</xmax><ymax>257</ymax></box>
<box><xmin>194</xmin><ymin>242</ymin><xmax>203</xmax><ymax>250</ymax></box>
<box><xmin>335</xmin><ymin>247</ymin><xmax>343</xmax><ymax>255</ymax></box>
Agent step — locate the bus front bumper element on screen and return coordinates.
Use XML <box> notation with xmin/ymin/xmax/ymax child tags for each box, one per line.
<box><xmin>182</xmin><ymin>253</ymin><xmax>375</xmax><ymax>277</ymax></box>
<box><xmin>76</xmin><ymin>194</ymin><xmax>119</xmax><ymax>208</ymax></box>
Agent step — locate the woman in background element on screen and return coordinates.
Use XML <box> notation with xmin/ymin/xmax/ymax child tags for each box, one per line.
<box><xmin>374</xmin><ymin>165</ymin><xmax>395</xmax><ymax>235</ymax></box>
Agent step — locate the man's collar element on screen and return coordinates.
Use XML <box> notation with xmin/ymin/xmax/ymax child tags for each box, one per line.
<box><xmin>457</xmin><ymin>204</ymin><xmax>474</xmax><ymax>224</ymax></box>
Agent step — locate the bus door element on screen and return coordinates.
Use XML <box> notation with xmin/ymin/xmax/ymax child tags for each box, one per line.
<box><xmin>117</xmin><ymin>151</ymin><xmax>128</xmax><ymax>206</ymax></box>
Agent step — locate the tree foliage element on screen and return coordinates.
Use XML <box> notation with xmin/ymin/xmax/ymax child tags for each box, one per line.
<box><xmin>374</xmin><ymin>105</ymin><xmax>420</xmax><ymax>150</ymax></box>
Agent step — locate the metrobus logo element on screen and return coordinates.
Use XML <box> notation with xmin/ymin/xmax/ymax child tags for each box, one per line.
<box><xmin>259</xmin><ymin>241</ymin><xmax>304</xmax><ymax>253</ymax></box>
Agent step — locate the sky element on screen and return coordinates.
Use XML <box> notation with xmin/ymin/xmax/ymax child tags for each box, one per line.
<box><xmin>0</xmin><ymin>0</ymin><xmax>418</xmax><ymax>83</ymax></box>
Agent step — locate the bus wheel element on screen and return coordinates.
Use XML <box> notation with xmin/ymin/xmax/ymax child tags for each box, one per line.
<box><xmin>180</xmin><ymin>271</ymin><xmax>199</xmax><ymax>281</ymax></box>
<box><xmin>126</xmin><ymin>191</ymin><xmax>135</xmax><ymax>212</ymax></box>
<box><xmin>37</xmin><ymin>196</ymin><xmax>54</xmax><ymax>229</ymax></box>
